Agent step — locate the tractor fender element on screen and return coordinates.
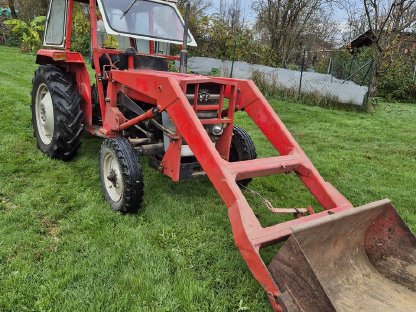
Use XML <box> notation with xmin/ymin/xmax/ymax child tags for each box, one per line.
<box><xmin>36</xmin><ymin>49</ymin><xmax>93</xmax><ymax>129</ymax></box>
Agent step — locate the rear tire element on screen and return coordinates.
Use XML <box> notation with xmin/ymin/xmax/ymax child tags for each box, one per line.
<box><xmin>31</xmin><ymin>65</ymin><xmax>83</xmax><ymax>160</ymax></box>
<box><xmin>229</xmin><ymin>126</ymin><xmax>257</xmax><ymax>187</ymax></box>
<box><xmin>99</xmin><ymin>137</ymin><xmax>144</xmax><ymax>214</ymax></box>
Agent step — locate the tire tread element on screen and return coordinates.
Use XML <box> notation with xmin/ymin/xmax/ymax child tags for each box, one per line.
<box><xmin>230</xmin><ymin>125</ymin><xmax>257</xmax><ymax>187</ymax></box>
<box><xmin>100</xmin><ymin>138</ymin><xmax>144</xmax><ymax>214</ymax></box>
<box><xmin>31</xmin><ymin>65</ymin><xmax>83</xmax><ymax>160</ymax></box>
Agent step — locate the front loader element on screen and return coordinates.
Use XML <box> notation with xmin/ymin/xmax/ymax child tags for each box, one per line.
<box><xmin>31</xmin><ymin>0</ymin><xmax>416</xmax><ymax>310</ymax></box>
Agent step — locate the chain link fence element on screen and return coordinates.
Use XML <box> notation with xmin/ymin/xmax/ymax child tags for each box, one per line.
<box><xmin>176</xmin><ymin>51</ymin><xmax>373</xmax><ymax>107</ymax></box>
<box><xmin>298</xmin><ymin>50</ymin><xmax>373</xmax><ymax>106</ymax></box>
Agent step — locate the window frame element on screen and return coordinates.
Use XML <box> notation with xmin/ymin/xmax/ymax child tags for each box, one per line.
<box><xmin>43</xmin><ymin>0</ymin><xmax>68</xmax><ymax>48</ymax></box>
<box><xmin>97</xmin><ymin>0</ymin><xmax>197</xmax><ymax>47</ymax></box>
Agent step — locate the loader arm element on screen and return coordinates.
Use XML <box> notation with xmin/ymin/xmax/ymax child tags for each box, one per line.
<box><xmin>110</xmin><ymin>71</ymin><xmax>348</xmax><ymax>308</ymax></box>
<box><xmin>109</xmin><ymin>70</ymin><xmax>416</xmax><ymax>311</ymax></box>
<box><xmin>161</xmin><ymin>77</ymin><xmax>354</xmax><ymax>310</ymax></box>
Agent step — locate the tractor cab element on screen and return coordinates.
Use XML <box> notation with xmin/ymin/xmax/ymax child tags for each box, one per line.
<box><xmin>93</xmin><ymin>0</ymin><xmax>197</xmax><ymax>71</ymax></box>
<box><xmin>43</xmin><ymin>0</ymin><xmax>195</xmax><ymax>71</ymax></box>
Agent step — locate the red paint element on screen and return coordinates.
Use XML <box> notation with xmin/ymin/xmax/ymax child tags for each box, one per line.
<box><xmin>136</xmin><ymin>78</ymin><xmax>150</xmax><ymax>92</ymax></box>
<box><xmin>65</xmin><ymin>0</ymin><xmax>74</xmax><ymax>50</ymax></box>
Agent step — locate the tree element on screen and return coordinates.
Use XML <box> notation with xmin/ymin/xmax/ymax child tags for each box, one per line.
<box><xmin>177</xmin><ymin>0</ymin><xmax>212</xmax><ymax>17</ymax></box>
<box><xmin>195</xmin><ymin>14</ymin><xmax>256</xmax><ymax>62</ymax></box>
<box><xmin>252</xmin><ymin>0</ymin><xmax>334</xmax><ymax>67</ymax></box>
<box><xmin>217</xmin><ymin>0</ymin><xmax>247</xmax><ymax>61</ymax></box>
<box><xmin>337</xmin><ymin>1</ymin><xmax>368</xmax><ymax>44</ymax></box>
<box><xmin>11</xmin><ymin>0</ymin><xmax>49</xmax><ymax>22</ymax></box>
<box><xmin>219</xmin><ymin>0</ymin><xmax>244</xmax><ymax>29</ymax></box>
<box><xmin>8</xmin><ymin>0</ymin><xmax>18</xmax><ymax>19</ymax></box>
<box><xmin>362</xmin><ymin>0</ymin><xmax>416</xmax><ymax>96</ymax></box>
<box><xmin>190</xmin><ymin>0</ymin><xmax>258</xmax><ymax>63</ymax></box>
<box><xmin>176</xmin><ymin>0</ymin><xmax>212</xmax><ymax>55</ymax></box>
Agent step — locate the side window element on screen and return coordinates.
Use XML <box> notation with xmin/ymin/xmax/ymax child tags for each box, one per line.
<box><xmin>136</xmin><ymin>40</ymin><xmax>150</xmax><ymax>54</ymax></box>
<box><xmin>155</xmin><ymin>42</ymin><xmax>170</xmax><ymax>55</ymax></box>
<box><xmin>44</xmin><ymin>0</ymin><xmax>68</xmax><ymax>47</ymax></box>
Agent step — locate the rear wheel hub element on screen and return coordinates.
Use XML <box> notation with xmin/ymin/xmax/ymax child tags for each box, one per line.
<box><xmin>35</xmin><ymin>83</ymin><xmax>54</xmax><ymax>145</ymax></box>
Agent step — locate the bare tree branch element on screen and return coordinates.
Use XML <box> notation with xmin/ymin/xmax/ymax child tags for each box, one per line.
<box><xmin>253</xmin><ymin>0</ymin><xmax>334</xmax><ymax>66</ymax></box>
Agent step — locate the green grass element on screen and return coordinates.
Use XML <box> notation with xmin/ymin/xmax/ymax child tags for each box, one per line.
<box><xmin>0</xmin><ymin>45</ymin><xmax>415</xmax><ymax>311</ymax></box>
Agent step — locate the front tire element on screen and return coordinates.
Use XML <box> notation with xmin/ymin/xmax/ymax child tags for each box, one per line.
<box><xmin>229</xmin><ymin>126</ymin><xmax>257</xmax><ymax>187</ymax></box>
<box><xmin>99</xmin><ymin>138</ymin><xmax>144</xmax><ymax>214</ymax></box>
<box><xmin>31</xmin><ymin>65</ymin><xmax>83</xmax><ymax>160</ymax></box>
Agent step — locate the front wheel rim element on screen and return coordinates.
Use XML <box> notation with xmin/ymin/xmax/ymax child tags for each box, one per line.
<box><xmin>35</xmin><ymin>83</ymin><xmax>54</xmax><ymax>145</ymax></box>
<box><xmin>103</xmin><ymin>151</ymin><xmax>124</xmax><ymax>203</ymax></box>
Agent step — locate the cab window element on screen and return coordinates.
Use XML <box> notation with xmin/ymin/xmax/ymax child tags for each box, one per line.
<box><xmin>44</xmin><ymin>0</ymin><xmax>68</xmax><ymax>47</ymax></box>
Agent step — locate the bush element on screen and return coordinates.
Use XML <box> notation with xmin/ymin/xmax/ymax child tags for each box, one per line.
<box><xmin>331</xmin><ymin>48</ymin><xmax>373</xmax><ymax>87</ymax></box>
<box><xmin>251</xmin><ymin>70</ymin><xmax>280</xmax><ymax>97</ymax></box>
<box><xmin>71</xmin><ymin>6</ymin><xmax>90</xmax><ymax>56</ymax></box>
<box><xmin>378</xmin><ymin>49</ymin><xmax>416</xmax><ymax>102</ymax></box>
<box><xmin>4</xmin><ymin>16</ymin><xmax>46</xmax><ymax>52</ymax></box>
<box><xmin>1</xmin><ymin>15</ymin><xmax>27</xmax><ymax>47</ymax></box>
<box><xmin>314</xmin><ymin>57</ymin><xmax>330</xmax><ymax>74</ymax></box>
<box><xmin>2</xmin><ymin>29</ymin><xmax>21</xmax><ymax>47</ymax></box>
<box><xmin>208</xmin><ymin>68</ymin><xmax>221</xmax><ymax>76</ymax></box>
<box><xmin>287</xmin><ymin>63</ymin><xmax>301</xmax><ymax>71</ymax></box>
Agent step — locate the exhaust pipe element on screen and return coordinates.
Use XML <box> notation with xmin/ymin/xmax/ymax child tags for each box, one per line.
<box><xmin>179</xmin><ymin>1</ymin><xmax>191</xmax><ymax>73</ymax></box>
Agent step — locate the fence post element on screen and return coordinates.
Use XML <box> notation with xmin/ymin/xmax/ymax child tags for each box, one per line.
<box><xmin>413</xmin><ymin>64</ymin><xmax>416</xmax><ymax>81</ymax></box>
<box><xmin>230</xmin><ymin>37</ymin><xmax>238</xmax><ymax>78</ymax></box>
<box><xmin>327</xmin><ymin>57</ymin><xmax>333</xmax><ymax>74</ymax></box>
<box><xmin>298</xmin><ymin>48</ymin><xmax>306</xmax><ymax>96</ymax></box>
<box><xmin>230</xmin><ymin>59</ymin><xmax>235</xmax><ymax>78</ymax></box>
<box><xmin>363</xmin><ymin>59</ymin><xmax>374</xmax><ymax>108</ymax></box>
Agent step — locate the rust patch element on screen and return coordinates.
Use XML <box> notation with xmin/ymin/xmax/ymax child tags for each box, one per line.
<box><xmin>365</xmin><ymin>204</ymin><xmax>416</xmax><ymax>292</ymax></box>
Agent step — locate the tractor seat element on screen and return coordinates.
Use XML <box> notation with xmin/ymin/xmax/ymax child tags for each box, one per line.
<box><xmin>118</xmin><ymin>48</ymin><xmax>169</xmax><ymax>72</ymax></box>
<box><xmin>94</xmin><ymin>49</ymin><xmax>169</xmax><ymax>72</ymax></box>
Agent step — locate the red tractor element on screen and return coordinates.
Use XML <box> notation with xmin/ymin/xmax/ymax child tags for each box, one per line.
<box><xmin>32</xmin><ymin>1</ymin><xmax>416</xmax><ymax>311</ymax></box>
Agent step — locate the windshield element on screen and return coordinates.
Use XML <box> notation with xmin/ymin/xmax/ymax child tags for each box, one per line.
<box><xmin>98</xmin><ymin>0</ymin><xmax>196</xmax><ymax>46</ymax></box>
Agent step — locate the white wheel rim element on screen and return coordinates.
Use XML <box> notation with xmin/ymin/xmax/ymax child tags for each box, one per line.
<box><xmin>35</xmin><ymin>83</ymin><xmax>54</xmax><ymax>145</ymax></box>
<box><xmin>103</xmin><ymin>151</ymin><xmax>124</xmax><ymax>203</ymax></box>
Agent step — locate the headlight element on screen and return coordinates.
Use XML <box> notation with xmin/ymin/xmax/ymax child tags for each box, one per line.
<box><xmin>211</xmin><ymin>124</ymin><xmax>224</xmax><ymax>136</ymax></box>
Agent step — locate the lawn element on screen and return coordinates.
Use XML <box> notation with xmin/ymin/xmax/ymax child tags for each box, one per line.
<box><xmin>0</xmin><ymin>45</ymin><xmax>415</xmax><ymax>311</ymax></box>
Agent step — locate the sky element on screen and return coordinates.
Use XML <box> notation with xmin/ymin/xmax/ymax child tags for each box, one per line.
<box><xmin>209</xmin><ymin>0</ymin><xmax>255</xmax><ymax>21</ymax></box>
<box><xmin>208</xmin><ymin>0</ymin><xmax>356</xmax><ymax>43</ymax></box>
<box><xmin>209</xmin><ymin>0</ymin><xmax>352</xmax><ymax>23</ymax></box>
<box><xmin>207</xmin><ymin>0</ymin><xmax>361</xmax><ymax>45</ymax></box>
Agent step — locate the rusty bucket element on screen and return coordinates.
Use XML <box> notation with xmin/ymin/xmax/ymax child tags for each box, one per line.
<box><xmin>269</xmin><ymin>199</ymin><xmax>416</xmax><ymax>312</ymax></box>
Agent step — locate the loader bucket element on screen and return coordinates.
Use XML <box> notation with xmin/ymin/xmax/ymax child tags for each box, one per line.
<box><xmin>268</xmin><ymin>199</ymin><xmax>416</xmax><ymax>312</ymax></box>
